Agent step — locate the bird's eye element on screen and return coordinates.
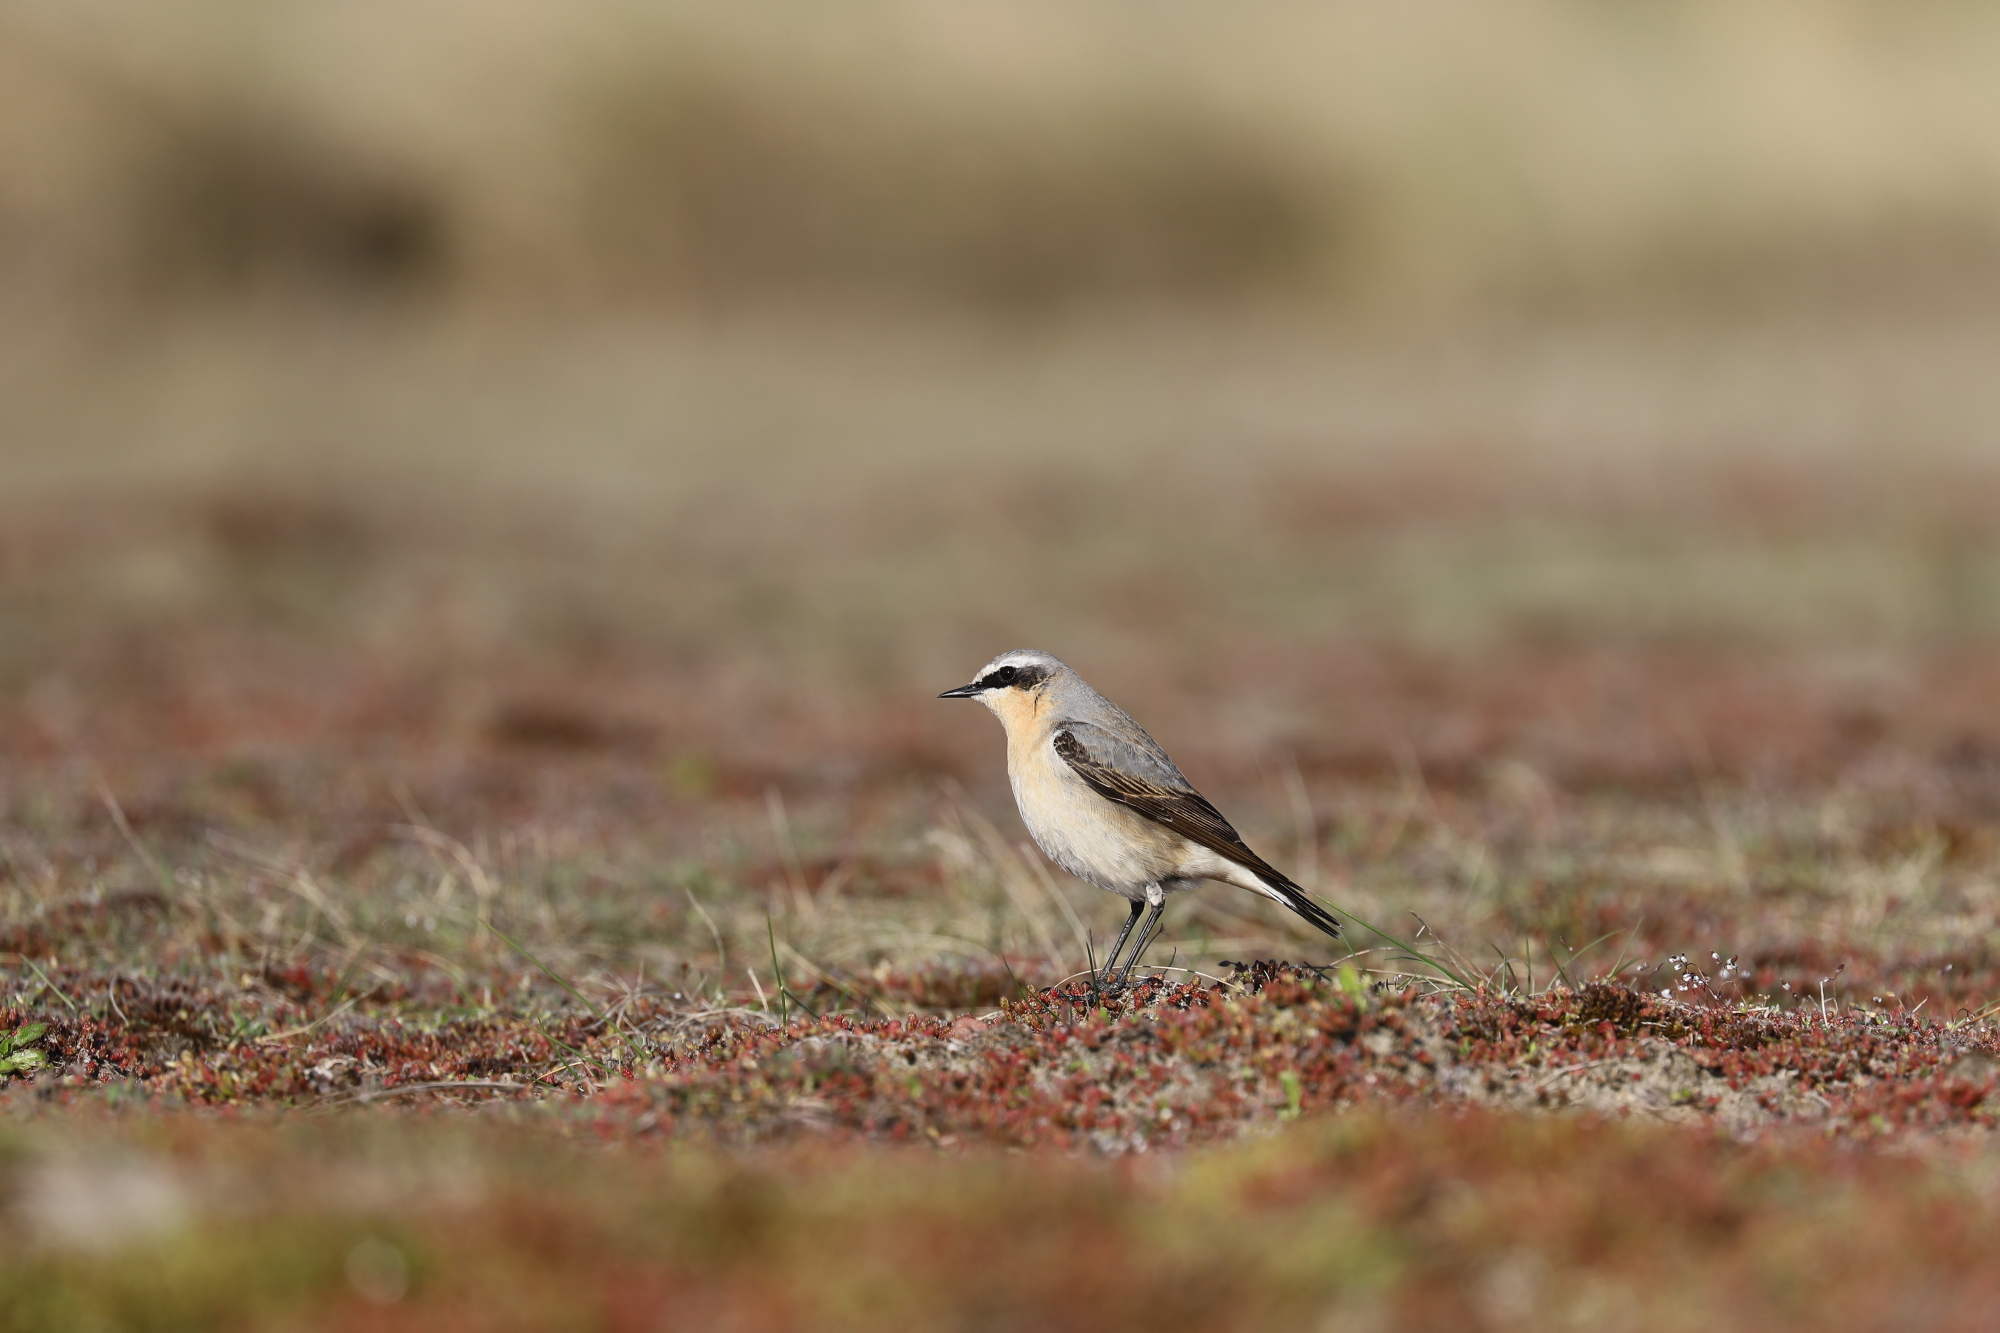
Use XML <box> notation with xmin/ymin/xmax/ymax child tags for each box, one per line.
<box><xmin>995</xmin><ymin>665</ymin><xmax>1019</xmax><ymax>685</ymax></box>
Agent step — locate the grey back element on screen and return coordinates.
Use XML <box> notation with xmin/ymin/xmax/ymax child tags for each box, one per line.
<box><xmin>1025</xmin><ymin>656</ymin><xmax>1196</xmax><ymax>794</ymax></box>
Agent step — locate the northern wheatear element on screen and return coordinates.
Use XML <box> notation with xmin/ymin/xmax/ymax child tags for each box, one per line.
<box><xmin>940</xmin><ymin>649</ymin><xmax>1341</xmax><ymax>985</ymax></box>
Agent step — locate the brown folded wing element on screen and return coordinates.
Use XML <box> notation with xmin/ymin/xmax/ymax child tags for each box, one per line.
<box><xmin>1052</xmin><ymin>727</ymin><xmax>1342</xmax><ymax>940</ymax></box>
<box><xmin>1053</xmin><ymin>729</ymin><xmax>1276</xmax><ymax>879</ymax></box>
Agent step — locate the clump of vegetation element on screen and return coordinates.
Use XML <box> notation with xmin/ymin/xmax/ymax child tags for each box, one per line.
<box><xmin>0</xmin><ymin>1022</ymin><xmax>47</xmax><ymax>1076</ymax></box>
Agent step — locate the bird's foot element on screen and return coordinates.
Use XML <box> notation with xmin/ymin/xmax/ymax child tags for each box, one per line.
<box><xmin>1088</xmin><ymin>970</ymin><xmax>1162</xmax><ymax>1006</ymax></box>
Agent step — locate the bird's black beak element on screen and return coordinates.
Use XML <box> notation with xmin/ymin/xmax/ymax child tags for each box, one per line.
<box><xmin>937</xmin><ymin>682</ymin><xmax>983</xmax><ymax>699</ymax></box>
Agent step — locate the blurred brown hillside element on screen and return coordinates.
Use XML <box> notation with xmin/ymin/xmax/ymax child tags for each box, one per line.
<box><xmin>6</xmin><ymin>0</ymin><xmax>2000</xmax><ymax>318</ymax></box>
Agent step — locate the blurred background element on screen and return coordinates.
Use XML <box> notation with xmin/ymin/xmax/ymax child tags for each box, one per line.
<box><xmin>6</xmin><ymin>0</ymin><xmax>2000</xmax><ymax>964</ymax></box>
<box><xmin>11</xmin><ymin>15</ymin><xmax>2000</xmax><ymax>1318</ymax></box>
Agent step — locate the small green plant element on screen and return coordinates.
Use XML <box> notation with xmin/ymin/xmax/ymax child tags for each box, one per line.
<box><xmin>766</xmin><ymin>915</ymin><xmax>819</xmax><ymax>1026</ymax></box>
<box><xmin>1278</xmin><ymin>1069</ymin><xmax>1303</xmax><ymax>1121</ymax></box>
<box><xmin>488</xmin><ymin>925</ymin><xmax>647</xmax><ymax>1072</ymax></box>
<box><xmin>0</xmin><ymin>1021</ymin><xmax>50</xmax><ymax>1075</ymax></box>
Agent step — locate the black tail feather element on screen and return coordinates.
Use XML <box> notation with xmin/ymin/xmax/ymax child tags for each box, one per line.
<box><xmin>1257</xmin><ymin>869</ymin><xmax>1343</xmax><ymax>941</ymax></box>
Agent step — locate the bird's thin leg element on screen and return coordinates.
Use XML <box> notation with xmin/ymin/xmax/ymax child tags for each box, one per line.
<box><xmin>1097</xmin><ymin>900</ymin><xmax>1146</xmax><ymax>986</ymax></box>
<box><xmin>1114</xmin><ymin>900</ymin><xmax>1168</xmax><ymax>989</ymax></box>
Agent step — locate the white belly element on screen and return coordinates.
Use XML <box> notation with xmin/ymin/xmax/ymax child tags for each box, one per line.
<box><xmin>1007</xmin><ymin>736</ymin><xmax>1203</xmax><ymax>899</ymax></box>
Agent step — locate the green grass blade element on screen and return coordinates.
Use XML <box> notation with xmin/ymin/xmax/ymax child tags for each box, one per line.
<box><xmin>489</xmin><ymin>923</ymin><xmax>648</xmax><ymax>1065</ymax></box>
<box><xmin>1322</xmin><ymin>904</ymin><xmax>1478</xmax><ymax>991</ymax></box>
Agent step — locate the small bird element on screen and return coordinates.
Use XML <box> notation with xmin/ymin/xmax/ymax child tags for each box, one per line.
<box><xmin>940</xmin><ymin>649</ymin><xmax>1341</xmax><ymax>986</ymax></box>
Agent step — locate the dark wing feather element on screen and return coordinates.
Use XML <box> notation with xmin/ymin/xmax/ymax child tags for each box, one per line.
<box><xmin>1052</xmin><ymin>727</ymin><xmax>1341</xmax><ymax>940</ymax></box>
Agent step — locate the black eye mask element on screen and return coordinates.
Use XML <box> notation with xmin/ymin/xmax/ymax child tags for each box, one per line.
<box><xmin>980</xmin><ymin>664</ymin><xmax>1045</xmax><ymax>690</ymax></box>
